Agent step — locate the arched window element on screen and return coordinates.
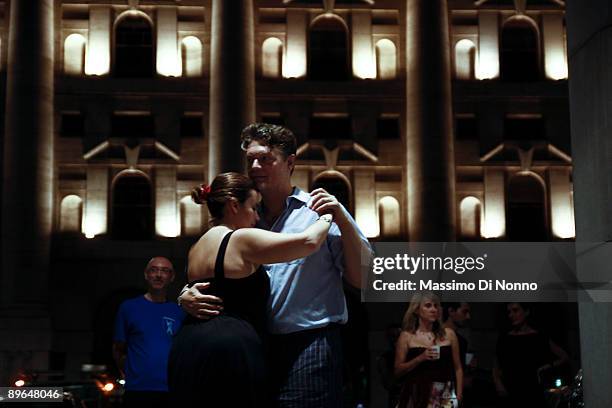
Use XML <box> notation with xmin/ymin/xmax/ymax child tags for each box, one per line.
<box><xmin>507</xmin><ymin>173</ymin><xmax>547</xmax><ymax>241</ymax></box>
<box><xmin>375</xmin><ymin>39</ymin><xmax>397</xmax><ymax>80</ymax></box>
<box><xmin>111</xmin><ymin>172</ymin><xmax>153</xmax><ymax>240</ymax></box>
<box><xmin>378</xmin><ymin>196</ymin><xmax>400</xmax><ymax>238</ymax></box>
<box><xmin>115</xmin><ymin>13</ymin><xmax>154</xmax><ymax>78</ymax></box>
<box><xmin>181</xmin><ymin>36</ymin><xmax>203</xmax><ymax>77</ymax></box>
<box><xmin>308</xmin><ymin>15</ymin><xmax>349</xmax><ymax>81</ymax></box>
<box><xmin>262</xmin><ymin>37</ymin><xmax>283</xmax><ymax>79</ymax></box>
<box><xmin>459</xmin><ymin>196</ymin><xmax>482</xmax><ymax>239</ymax></box>
<box><xmin>60</xmin><ymin>195</ymin><xmax>83</xmax><ymax>233</ymax></box>
<box><xmin>311</xmin><ymin>172</ymin><xmax>351</xmax><ymax>212</ymax></box>
<box><xmin>180</xmin><ymin>195</ymin><xmax>203</xmax><ymax>236</ymax></box>
<box><xmin>64</xmin><ymin>34</ymin><xmax>86</xmax><ymax>76</ymax></box>
<box><xmin>454</xmin><ymin>39</ymin><xmax>476</xmax><ymax>80</ymax></box>
<box><xmin>501</xmin><ymin>18</ymin><xmax>540</xmax><ymax>82</ymax></box>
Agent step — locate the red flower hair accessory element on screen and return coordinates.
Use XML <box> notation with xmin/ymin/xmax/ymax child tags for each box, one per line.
<box><xmin>199</xmin><ymin>184</ymin><xmax>212</xmax><ymax>201</ymax></box>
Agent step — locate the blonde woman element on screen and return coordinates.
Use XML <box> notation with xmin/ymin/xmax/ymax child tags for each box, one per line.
<box><xmin>394</xmin><ymin>292</ymin><xmax>463</xmax><ymax>408</ymax></box>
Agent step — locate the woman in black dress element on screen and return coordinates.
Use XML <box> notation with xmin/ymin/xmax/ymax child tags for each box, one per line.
<box><xmin>493</xmin><ymin>303</ymin><xmax>569</xmax><ymax>408</ymax></box>
<box><xmin>167</xmin><ymin>173</ymin><xmax>333</xmax><ymax>407</ymax></box>
<box><xmin>394</xmin><ymin>292</ymin><xmax>463</xmax><ymax>408</ymax></box>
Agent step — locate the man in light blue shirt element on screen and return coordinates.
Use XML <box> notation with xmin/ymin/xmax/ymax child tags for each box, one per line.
<box><xmin>262</xmin><ymin>187</ymin><xmax>350</xmax><ymax>334</ymax></box>
<box><xmin>180</xmin><ymin>123</ymin><xmax>371</xmax><ymax>407</ymax></box>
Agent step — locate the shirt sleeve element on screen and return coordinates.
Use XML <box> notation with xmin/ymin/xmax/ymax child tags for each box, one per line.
<box><xmin>327</xmin><ymin>205</ymin><xmax>373</xmax><ymax>276</ymax></box>
<box><xmin>113</xmin><ymin>302</ymin><xmax>127</xmax><ymax>343</ymax></box>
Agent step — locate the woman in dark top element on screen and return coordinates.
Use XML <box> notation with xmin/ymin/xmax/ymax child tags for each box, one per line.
<box><xmin>493</xmin><ymin>303</ymin><xmax>569</xmax><ymax>408</ymax></box>
<box><xmin>167</xmin><ymin>173</ymin><xmax>333</xmax><ymax>407</ymax></box>
<box><xmin>394</xmin><ymin>292</ymin><xmax>463</xmax><ymax>408</ymax></box>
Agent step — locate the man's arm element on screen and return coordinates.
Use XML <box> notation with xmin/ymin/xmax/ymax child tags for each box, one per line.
<box><xmin>112</xmin><ymin>341</ymin><xmax>127</xmax><ymax>378</ymax></box>
<box><xmin>335</xmin><ymin>208</ymin><xmax>371</xmax><ymax>288</ymax></box>
<box><xmin>178</xmin><ymin>282</ymin><xmax>224</xmax><ymax>319</ymax></box>
<box><xmin>310</xmin><ymin>188</ymin><xmax>373</xmax><ymax>288</ymax></box>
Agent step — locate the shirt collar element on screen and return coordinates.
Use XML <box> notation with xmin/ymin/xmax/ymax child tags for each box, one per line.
<box><xmin>286</xmin><ymin>186</ymin><xmax>310</xmax><ymax>206</ymax></box>
<box><xmin>256</xmin><ymin>186</ymin><xmax>310</xmax><ymax>229</ymax></box>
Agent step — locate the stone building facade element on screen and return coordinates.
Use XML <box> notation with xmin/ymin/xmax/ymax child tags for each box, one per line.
<box><xmin>1</xmin><ymin>0</ymin><xmax>593</xmax><ymax>406</ymax></box>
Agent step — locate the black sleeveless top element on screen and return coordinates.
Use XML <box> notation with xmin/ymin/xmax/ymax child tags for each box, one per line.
<box><xmin>398</xmin><ymin>345</ymin><xmax>455</xmax><ymax>408</ymax></box>
<box><xmin>187</xmin><ymin>231</ymin><xmax>271</xmax><ymax>336</ymax></box>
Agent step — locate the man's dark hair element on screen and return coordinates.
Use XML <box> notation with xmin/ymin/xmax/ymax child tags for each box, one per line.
<box><xmin>442</xmin><ymin>302</ymin><xmax>462</xmax><ymax>321</ymax></box>
<box><xmin>240</xmin><ymin>122</ymin><xmax>297</xmax><ymax>158</ymax></box>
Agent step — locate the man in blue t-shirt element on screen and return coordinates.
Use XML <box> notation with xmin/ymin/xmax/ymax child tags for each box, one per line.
<box><xmin>113</xmin><ymin>257</ymin><xmax>185</xmax><ymax>408</ymax></box>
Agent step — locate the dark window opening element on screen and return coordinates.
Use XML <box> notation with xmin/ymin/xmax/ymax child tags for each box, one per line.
<box><xmin>455</xmin><ymin>116</ymin><xmax>478</xmax><ymax>141</ymax></box>
<box><xmin>504</xmin><ymin>117</ymin><xmax>545</xmax><ymax>141</ymax></box>
<box><xmin>310</xmin><ymin>116</ymin><xmax>352</xmax><ymax>142</ymax></box>
<box><xmin>298</xmin><ymin>149</ymin><xmax>325</xmax><ymax>161</ymax></box>
<box><xmin>261</xmin><ymin>115</ymin><xmax>285</xmax><ymax>126</ymax></box>
<box><xmin>112</xmin><ymin>114</ymin><xmax>154</xmax><ymax>139</ymax></box>
<box><xmin>506</xmin><ymin>175</ymin><xmax>547</xmax><ymax>241</ymax></box>
<box><xmin>338</xmin><ymin>150</ymin><xmax>369</xmax><ymax>162</ymax></box>
<box><xmin>111</xmin><ymin>174</ymin><xmax>153</xmax><ymax>240</ymax></box>
<box><xmin>60</xmin><ymin>113</ymin><xmax>84</xmax><ymax>138</ymax></box>
<box><xmin>501</xmin><ymin>21</ymin><xmax>539</xmax><ymax>82</ymax></box>
<box><xmin>115</xmin><ymin>15</ymin><xmax>154</xmax><ymax>78</ymax></box>
<box><xmin>309</xmin><ymin>18</ymin><xmax>349</xmax><ymax>81</ymax></box>
<box><xmin>180</xmin><ymin>116</ymin><xmax>203</xmax><ymax>138</ymax></box>
<box><xmin>377</xmin><ymin>117</ymin><xmax>400</xmax><ymax>140</ymax></box>
<box><xmin>372</xmin><ymin>11</ymin><xmax>399</xmax><ymax>25</ymax></box>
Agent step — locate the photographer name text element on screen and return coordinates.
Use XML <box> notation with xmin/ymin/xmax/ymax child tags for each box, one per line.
<box><xmin>372</xmin><ymin>279</ymin><xmax>538</xmax><ymax>292</ymax></box>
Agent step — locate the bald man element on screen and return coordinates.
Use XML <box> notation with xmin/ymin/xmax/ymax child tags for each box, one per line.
<box><xmin>113</xmin><ymin>257</ymin><xmax>185</xmax><ymax>408</ymax></box>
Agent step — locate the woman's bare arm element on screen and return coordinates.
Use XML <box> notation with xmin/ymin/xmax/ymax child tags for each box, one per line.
<box><xmin>538</xmin><ymin>339</ymin><xmax>570</xmax><ymax>378</ymax></box>
<box><xmin>493</xmin><ymin>364</ymin><xmax>507</xmax><ymax>395</ymax></box>
<box><xmin>233</xmin><ymin>215</ymin><xmax>333</xmax><ymax>265</ymax></box>
<box><xmin>394</xmin><ymin>331</ymin><xmax>427</xmax><ymax>378</ymax></box>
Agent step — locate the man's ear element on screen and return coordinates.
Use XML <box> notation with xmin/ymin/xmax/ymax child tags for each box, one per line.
<box><xmin>287</xmin><ymin>154</ymin><xmax>296</xmax><ymax>173</ymax></box>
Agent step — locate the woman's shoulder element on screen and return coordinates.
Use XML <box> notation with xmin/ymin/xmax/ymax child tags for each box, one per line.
<box><xmin>397</xmin><ymin>329</ymin><xmax>414</xmax><ymax>343</ymax></box>
<box><xmin>188</xmin><ymin>227</ymin><xmax>231</xmax><ymax>263</ymax></box>
<box><xmin>443</xmin><ymin>326</ymin><xmax>457</xmax><ymax>339</ymax></box>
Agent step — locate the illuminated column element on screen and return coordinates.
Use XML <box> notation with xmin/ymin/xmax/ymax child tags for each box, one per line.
<box><xmin>284</xmin><ymin>10</ymin><xmax>308</xmax><ymax>78</ymax></box>
<box><xmin>566</xmin><ymin>2</ymin><xmax>612</xmax><ymax>405</ymax></box>
<box><xmin>351</xmin><ymin>10</ymin><xmax>375</xmax><ymax>79</ymax></box>
<box><xmin>405</xmin><ymin>0</ymin><xmax>456</xmax><ymax>241</ymax></box>
<box><xmin>84</xmin><ymin>167</ymin><xmax>109</xmax><ymax>238</ymax></box>
<box><xmin>354</xmin><ymin>170</ymin><xmax>379</xmax><ymax>238</ymax></box>
<box><xmin>482</xmin><ymin>169</ymin><xmax>505</xmax><ymax>238</ymax></box>
<box><xmin>157</xmin><ymin>6</ymin><xmax>180</xmax><ymax>77</ymax></box>
<box><xmin>0</xmin><ymin>0</ymin><xmax>54</xmax><ymax>385</ymax></box>
<box><xmin>85</xmin><ymin>6</ymin><xmax>111</xmax><ymax>75</ymax></box>
<box><xmin>155</xmin><ymin>167</ymin><xmax>179</xmax><ymax>237</ymax></box>
<box><xmin>208</xmin><ymin>0</ymin><xmax>255</xmax><ymax>177</ymax></box>
<box><xmin>477</xmin><ymin>11</ymin><xmax>499</xmax><ymax>80</ymax></box>
<box><xmin>542</xmin><ymin>14</ymin><xmax>568</xmax><ymax>80</ymax></box>
<box><xmin>548</xmin><ymin>168</ymin><xmax>575</xmax><ymax>239</ymax></box>
<box><xmin>1</xmin><ymin>0</ymin><xmax>54</xmax><ymax>306</ymax></box>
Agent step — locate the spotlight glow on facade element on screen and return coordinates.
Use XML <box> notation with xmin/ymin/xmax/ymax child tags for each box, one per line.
<box><xmin>82</xmin><ymin>212</ymin><xmax>106</xmax><ymax>238</ymax></box>
<box><xmin>283</xmin><ymin>52</ymin><xmax>307</xmax><ymax>78</ymax></box>
<box><xmin>85</xmin><ymin>8</ymin><xmax>111</xmax><ymax>75</ymax></box>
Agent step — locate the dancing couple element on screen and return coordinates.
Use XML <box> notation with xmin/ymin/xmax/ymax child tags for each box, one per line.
<box><xmin>168</xmin><ymin>123</ymin><xmax>372</xmax><ymax>407</ymax></box>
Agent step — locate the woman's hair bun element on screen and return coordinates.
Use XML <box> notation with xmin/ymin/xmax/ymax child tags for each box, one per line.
<box><xmin>192</xmin><ymin>184</ymin><xmax>211</xmax><ymax>205</ymax></box>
